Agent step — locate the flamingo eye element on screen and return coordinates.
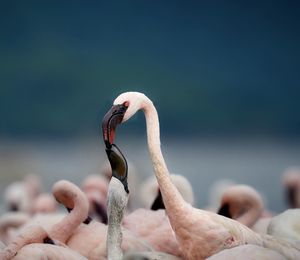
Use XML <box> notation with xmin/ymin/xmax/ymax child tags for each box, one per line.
<box><xmin>123</xmin><ymin>101</ymin><xmax>129</xmax><ymax>107</ymax></box>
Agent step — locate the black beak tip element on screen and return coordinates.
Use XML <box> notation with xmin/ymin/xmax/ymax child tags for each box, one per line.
<box><xmin>105</xmin><ymin>141</ymin><xmax>112</xmax><ymax>149</ymax></box>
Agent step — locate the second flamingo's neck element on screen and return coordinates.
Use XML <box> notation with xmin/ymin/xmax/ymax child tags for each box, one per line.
<box><xmin>142</xmin><ymin>99</ymin><xmax>187</xmax><ymax>220</ymax></box>
<box><xmin>106</xmin><ymin>177</ymin><xmax>128</xmax><ymax>260</ymax></box>
<box><xmin>49</xmin><ymin>182</ymin><xmax>89</xmax><ymax>243</ymax></box>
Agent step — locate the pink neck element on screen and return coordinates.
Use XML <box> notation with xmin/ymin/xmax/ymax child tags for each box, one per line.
<box><xmin>49</xmin><ymin>190</ymin><xmax>89</xmax><ymax>243</ymax></box>
<box><xmin>0</xmin><ymin>225</ymin><xmax>47</xmax><ymax>260</ymax></box>
<box><xmin>142</xmin><ymin>99</ymin><xmax>187</xmax><ymax>219</ymax></box>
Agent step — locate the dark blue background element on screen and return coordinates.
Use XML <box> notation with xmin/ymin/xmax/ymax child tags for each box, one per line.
<box><xmin>1</xmin><ymin>1</ymin><xmax>299</xmax><ymax>138</ymax></box>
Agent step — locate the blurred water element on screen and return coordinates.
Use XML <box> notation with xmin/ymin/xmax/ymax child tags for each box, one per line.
<box><xmin>0</xmin><ymin>137</ymin><xmax>299</xmax><ymax>213</ymax></box>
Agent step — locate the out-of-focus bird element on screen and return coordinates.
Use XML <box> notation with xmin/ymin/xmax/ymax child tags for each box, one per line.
<box><xmin>139</xmin><ymin>173</ymin><xmax>194</xmax><ymax>210</ymax></box>
<box><xmin>0</xmin><ymin>225</ymin><xmax>87</xmax><ymax>260</ymax></box>
<box><xmin>4</xmin><ymin>174</ymin><xmax>42</xmax><ymax>213</ymax></box>
<box><xmin>217</xmin><ymin>184</ymin><xmax>271</xmax><ymax>234</ymax></box>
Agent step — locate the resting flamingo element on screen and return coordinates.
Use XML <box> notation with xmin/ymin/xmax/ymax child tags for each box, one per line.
<box><xmin>206</xmin><ymin>179</ymin><xmax>236</xmax><ymax>212</ymax></box>
<box><xmin>0</xmin><ymin>212</ymin><xmax>30</xmax><ymax>245</ymax></box>
<box><xmin>31</xmin><ymin>193</ymin><xmax>58</xmax><ymax>214</ymax></box>
<box><xmin>217</xmin><ymin>184</ymin><xmax>271</xmax><ymax>234</ymax></box>
<box><xmin>139</xmin><ymin>174</ymin><xmax>195</xmax><ymax>210</ymax></box>
<box><xmin>0</xmin><ymin>193</ymin><xmax>59</xmax><ymax>245</ymax></box>
<box><xmin>0</xmin><ymin>180</ymin><xmax>94</xmax><ymax>259</ymax></box>
<box><xmin>102</xmin><ymin>91</ymin><xmax>300</xmax><ymax>259</ymax></box>
<box><xmin>0</xmin><ymin>224</ymin><xmax>87</xmax><ymax>259</ymax></box>
<box><xmin>4</xmin><ymin>174</ymin><xmax>42</xmax><ymax>213</ymax></box>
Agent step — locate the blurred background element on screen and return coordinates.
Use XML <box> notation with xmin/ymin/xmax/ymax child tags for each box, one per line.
<box><xmin>0</xmin><ymin>1</ymin><xmax>300</xmax><ymax>212</ymax></box>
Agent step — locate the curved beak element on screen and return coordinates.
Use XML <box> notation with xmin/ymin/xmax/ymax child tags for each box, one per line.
<box><xmin>105</xmin><ymin>144</ymin><xmax>129</xmax><ymax>193</ymax></box>
<box><xmin>217</xmin><ymin>203</ymin><xmax>232</xmax><ymax>218</ymax></box>
<box><xmin>102</xmin><ymin>104</ymin><xmax>127</xmax><ymax>149</ymax></box>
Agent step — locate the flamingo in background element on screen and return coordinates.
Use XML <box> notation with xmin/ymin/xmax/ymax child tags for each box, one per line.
<box><xmin>217</xmin><ymin>184</ymin><xmax>300</xmax><ymax>249</ymax></box>
<box><xmin>0</xmin><ymin>224</ymin><xmax>87</xmax><ymax>260</ymax></box>
<box><xmin>206</xmin><ymin>179</ymin><xmax>236</xmax><ymax>212</ymax></box>
<box><xmin>139</xmin><ymin>174</ymin><xmax>195</xmax><ymax>210</ymax></box>
<box><xmin>217</xmin><ymin>184</ymin><xmax>271</xmax><ymax>234</ymax></box>
<box><xmin>31</xmin><ymin>193</ymin><xmax>58</xmax><ymax>214</ymax></box>
<box><xmin>102</xmin><ymin>91</ymin><xmax>300</xmax><ymax>259</ymax></box>
<box><xmin>0</xmin><ymin>212</ymin><xmax>30</xmax><ymax>245</ymax></box>
<box><xmin>3</xmin><ymin>174</ymin><xmax>42</xmax><ymax>213</ymax></box>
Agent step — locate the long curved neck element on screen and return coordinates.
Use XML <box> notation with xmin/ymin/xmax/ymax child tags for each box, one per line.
<box><xmin>0</xmin><ymin>225</ymin><xmax>47</xmax><ymax>260</ymax></box>
<box><xmin>106</xmin><ymin>178</ymin><xmax>128</xmax><ymax>260</ymax></box>
<box><xmin>142</xmin><ymin>99</ymin><xmax>187</xmax><ymax>219</ymax></box>
<box><xmin>49</xmin><ymin>190</ymin><xmax>89</xmax><ymax>243</ymax></box>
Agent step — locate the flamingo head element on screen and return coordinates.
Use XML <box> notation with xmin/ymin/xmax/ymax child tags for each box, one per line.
<box><xmin>217</xmin><ymin>185</ymin><xmax>264</xmax><ymax>221</ymax></box>
<box><xmin>102</xmin><ymin>92</ymin><xmax>149</xmax><ymax>148</ymax></box>
<box><xmin>102</xmin><ymin>102</ymin><xmax>128</xmax><ymax>149</ymax></box>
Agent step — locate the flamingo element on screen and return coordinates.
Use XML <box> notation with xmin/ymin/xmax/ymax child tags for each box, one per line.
<box><xmin>47</xmin><ymin>180</ymin><xmax>91</xmax><ymax>244</ymax></box>
<box><xmin>102</xmin><ymin>91</ymin><xmax>300</xmax><ymax>259</ymax></box>
<box><xmin>0</xmin><ymin>180</ymin><xmax>92</xmax><ymax>259</ymax></box>
<box><xmin>217</xmin><ymin>184</ymin><xmax>271</xmax><ymax>234</ymax></box>
<box><xmin>217</xmin><ymin>185</ymin><xmax>300</xmax><ymax>247</ymax></box>
<box><xmin>0</xmin><ymin>224</ymin><xmax>87</xmax><ymax>260</ymax></box>
<box><xmin>16</xmin><ymin>179</ymin><xmax>91</xmax><ymax>247</ymax></box>
<box><xmin>206</xmin><ymin>179</ymin><xmax>236</xmax><ymax>212</ymax></box>
<box><xmin>31</xmin><ymin>193</ymin><xmax>58</xmax><ymax>214</ymax></box>
<box><xmin>139</xmin><ymin>174</ymin><xmax>195</xmax><ymax>210</ymax></box>
<box><xmin>4</xmin><ymin>174</ymin><xmax>42</xmax><ymax>213</ymax></box>
<box><xmin>0</xmin><ymin>212</ymin><xmax>30</xmax><ymax>245</ymax></box>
